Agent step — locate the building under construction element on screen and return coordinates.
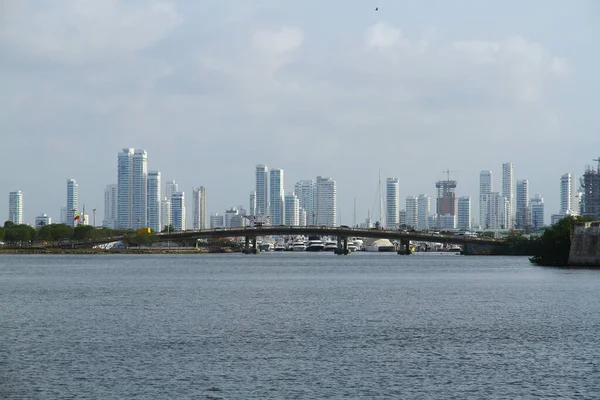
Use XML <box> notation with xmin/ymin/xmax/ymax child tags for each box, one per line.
<box><xmin>581</xmin><ymin>159</ymin><xmax>600</xmax><ymax>219</ymax></box>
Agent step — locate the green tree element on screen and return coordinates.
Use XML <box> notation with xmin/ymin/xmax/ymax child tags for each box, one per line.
<box><xmin>162</xmin><ymin>224</ymin><xmax>174</xmax><ymax>233</ymax></box>
<box><xmin>49</xmin><ymin>224</ymin><xmax>74</xmax><ymax>245</ymax></box>
<box><xmin>74</xmin><ymin>225</ymin><xmax>98</xmax><ymax>241</ymax></box>
<box><xmin>4</xmin><ymin>221</ymin><xmax>15</xmax><ymax>228</ymax></box>
<box><xmin>0</xmin><ymin>226</ymin><xmax>5</xmax><ymax>241</ymax></box>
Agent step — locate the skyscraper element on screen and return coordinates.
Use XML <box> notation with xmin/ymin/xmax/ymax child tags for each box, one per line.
<box><xmin>8</xmin><ymin>191</ymin><xmax>23</xmax><ymax>225</ymax></box>
<box><xmin>295</xmin><ymin>180</ymin><xmax>316</xmax><ymax>225</ymax></box>
<box><xmin>386</xmin><ymin>178</ymin><xmax>399</xmax><ymax>229</ymax></box>
<box><xmin>479</xmin><ymin>170</ymin><xmax>492</xmax><ymax>228</ymax></box>
<box><xmin>417</xmin><ymin>194</ymin><xmax>430</xmax><ymax>231</ymax></box>
<box><xmin>516</xmin><ymin>180</ymin><xmax>529</xmax><ymax>229</ymax></box>
<box><xmin>249</xmin><ymin>191</ymin><xmax>256</xmax><ymax>216</ymax></box>
<box><xmin>161</xmin><ymin>198</ymin><xmax>171</xmax><ymax>231</ymax></box>
<box><xmin>171</xmin><ymin>192</ymin><xmax>186</xmax><ymax>231</ymax></box>
<box><xmin>457</xmin><ymin>196</ymin><xmax>472</xmax><ymax>230</ymax></box>
<box><xmin>103</xmin><ymin>184</ymin><xmax>118</xmax><ymax>228</ymax></box>
<box><xmin>316</xmin><ymin>176</ymin><xmax>336</xmax><ymax>227</ymax></box>
<box><xmin>502</xmin><ymin>162</ymin><xmax>514</xmax><ymax>229</ymax></box>
<box><xmin>405</xmin><ymin>196</ymin><xmax>418</xmax><ymax>230</ymax></box>
<box><xmin>255</xmin><ymin>165</ymin><xmax>268</xmax><ymax>217</ymax></box>
<box><xmin>117</xmin><ymin>148</ymin><xmax>147</xmax><ymax>229</ymax></box>
<box><xmin>269</xmin><ymin>168</ymin><xmax>284</xmax><ymax>225</ymax></box>
<box><xmin>560</xmin><ymin>173</ymin><xmax>578</xmax><ymax>216</ymax></box>
<box><xmin>132</xmin><ymin>149</ymin><xmax>148</xmax><ymax>230</ymax></box>
<box><xmin>435</xmin><ymin>176</ymin><xmax>457</xmax><ymax>225</ymax></box>
<box><xmin>147</xmin><ymin>171</ymin><xmax>161</xmax><ymax>232</ymax></box>
<box><xmin>285</xmin><ymin>192</ymin><xmax>300</xmax><ymax>226</ymax></box>
<box><xmin>192</xmin><ymin>186</ymin><xmax>207</xmax><ymax>229</ymax></box>
<box><xmin>66</xmin><ymin>179</ymin><xmax>78</xmax><ymax>227</ymax></box>
<box><xmin>530</xmin><ymin>194</ymin><xmax>545</xmax><ymax>230</ymax></box>
<box><xmin>117</xmin><ymin>148</ymin><xmax>134</xmax><ymax>229</ymax></box>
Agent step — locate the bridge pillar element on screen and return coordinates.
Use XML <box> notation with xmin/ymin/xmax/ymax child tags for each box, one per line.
<box><xmin>251</xmin><ymin>237</ymin><xmax>258</xmax><ymax>254</ymax></box>
<box><xmin>335</xmin><ymin>236</ymin><xmax>350</xmax><ymax>255</ymax></box>
<box><xmin>398</xmin><ymin>239</ymin><xmax>411</xmax><ymax>255</ymax></box>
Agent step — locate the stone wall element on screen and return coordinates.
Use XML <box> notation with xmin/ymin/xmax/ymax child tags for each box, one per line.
<box><xmin>568</xmin><ymin>221</ymin><xmax>600</xmax><ymax>267</ymax></box>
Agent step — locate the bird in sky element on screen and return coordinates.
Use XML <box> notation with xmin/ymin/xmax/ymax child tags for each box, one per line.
<box><xmin>375</xmin><ymin>7</ymin><xmax>379</xmax><ymax>11</ymax></box>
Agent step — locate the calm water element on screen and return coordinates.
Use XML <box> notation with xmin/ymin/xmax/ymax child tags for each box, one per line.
<box><xmin>1</xmin><ymin>253</ymin><xmax>599</xmax><ymax>399</ymax></box>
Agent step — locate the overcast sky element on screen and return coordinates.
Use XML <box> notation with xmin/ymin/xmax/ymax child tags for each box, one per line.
<box><xmin>1</xmin><ymin>0</ymin><xmax>599</xmax><ymax>226</ymax></box>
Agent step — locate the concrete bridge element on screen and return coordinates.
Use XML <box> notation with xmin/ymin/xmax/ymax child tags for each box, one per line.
<box><xmin>156</xmin><ymin>226</ymin><xmax>504</xmax><ymax>255</ymax></box>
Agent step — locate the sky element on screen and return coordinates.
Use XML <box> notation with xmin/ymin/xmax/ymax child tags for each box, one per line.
<box><xmin>1</xmin><ymin>0</ymin><xmax>599</xmax><ymax>226</ymax></box>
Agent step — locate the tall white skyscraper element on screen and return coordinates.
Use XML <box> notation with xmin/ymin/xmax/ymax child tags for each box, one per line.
<box><xmin>386</xmin><ymin>178</ymin><xmax>399</xmax><ymax>229</ymax></box>
<box><xmin>285</xmin><ymin>192</ymin><xmax>300</xmax><ymax>226</ymax></box>
<box><xmin>295</xmin><ymin>180</ymin><xmax>316</xmax><ymax>225</ymax></box>
<box><xmin>117</xmin><ymin>148</ymin><xmax>133</xmax><ymax>229</ymax></box>
<box><xmin>316</xmin><ymin>176</ymin><xmax>336</xmax><ymax>227</ymax></box>
<box><xmin>405</xmin><ymin>196</ymin><xmax>418</xmax><ymax>230</ymax></box>
<box><xmin>171</xmin><ymin>192</ymin><xmax>186</xmax><ymax>231</ymax></box>
<box><xmin>147</xmin><ymin>171</ymin><xmax>161</xmax><ymax>232</ymax></box>
<box><xmin>165</xmin><ymin>180</ymin><xmax>178</xmax><ymax>200</ymax></box>
<box><xmin>103</xmin><ymin>184</ymin><xmax>118</xmax><ymax>228</ymax></box>
<box><xmin>192</xmin><ymin>186</ymin><xmax>207</xmax><ymax>230</ymax></box>
<box><xmin>516</xmin><ymin>180</ymin><xmax>529</xmax><ymax>229</ymax></box>
<box><xmin>457</xmin><ymin>196</ymin><xmax>472</xmax><ymax>230</ymax></box>
<box><xmin>479</xmin><ymin>170</ymin><xmax>493</xmax><ymax>228</ymax></box>
<box><xmin>8</xmin><ymin>191</ymin><xmax>23</xmax><ymax>225</ymax></box>
<box><xmin>117</xmin><ymin>148</ymin><xmax>147</xmax><ymax>229</ymax></box>
<box><xmin>530</xmin><ymin>194</ymin><xmax>545</xmax><ymax>230</ymax></box>
<box><xmin>269</xmin><ymin>168</ymin><xmax>284</xmax><ymax>225</ymax></box>
<box><xmin>502</xmin><ymin>162</ymin><xmax>514</xmax><ymax>229</ymax></box>
<box><xmin>66</xmin><ymin>179</ymin><xmax>78</xmax><ymax>227</ymax></box>
<box><xmin>255</xmin><ymin>165</ymin><xmax>268</xmax><ymax>216</ymax></box>
<box><xmin>417</xmin><ymin>194</ymin><xmax>430</xmax><ymax>231</ymax></box>
<box><xmin>249</xmin><ymin>191</ymin><xmax>256</xmax><ymax>216</ymax></box>
<box><xmin>560</xmin><ymin>173</ymin><xmax>578</xmax><ymax>216</ymax></box>
<box><xmin>60</xmin><ymin>206</ymin><xmax>67</xmax><ymax>224</ymax></box>
<box><xmin>161</xmin><ymin>198</ymin><xmax>171</xmax><ymax>231</ymax></box>
<box><xmin>132</xmin><ymin>149</ymin><xmax>148</xmax><ymax>230</ymax></box>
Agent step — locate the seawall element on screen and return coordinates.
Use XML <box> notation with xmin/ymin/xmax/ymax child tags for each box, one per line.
<box><xmin>568</xmin><ymin>221</ymin><xmax>600</xmax><ymax>267</ymax></box>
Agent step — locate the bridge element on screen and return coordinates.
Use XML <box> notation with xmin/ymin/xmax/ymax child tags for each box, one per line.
<box><xmin>156</xmin><ymin>226</ymin><xmax>504</xmax><ymax>255</ymax></box>
<box><xmin>61</xmin><ymin>226</ymin><xmax>505</xmax><ymax>254</ymax></box>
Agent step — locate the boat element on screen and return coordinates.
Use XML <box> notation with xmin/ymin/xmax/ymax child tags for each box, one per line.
<box><xmin>305</xmin><ymin>236</ymin><xmax>325</xmax><ymax>252</ymax></box>
<box><xmin>364</xmin><ymin>238</ymin><xmax>396</xmax><ymax>252</ymax></box>
<box><xmin>291</xmin><ymin>238</ymin><xmax>307</xmax><ymax>251</ymax></box>
<box><xmin>259</xmin><ymin>242</ymin><xmax>273</xmax><ymax>252</ymax></box>
<box><xmin>323</xmin><ymin>239</ymin><xmax>338</xmax><ymax>251</ymax></box>
<box><xmin>274</xmin><ymin>242</ymin><xmax>286</xmax><ymax>251</ymax></box>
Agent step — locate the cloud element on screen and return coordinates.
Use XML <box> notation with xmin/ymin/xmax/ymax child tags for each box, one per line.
<box><xmin>365</xmin><ymin>22</ymin><xmax>404</xmax><ymax>48</ymax></box>
<box><xmin>0</xmin><ymin>0</ymin><xmax>181</xmax><ymax>65</ymax></box>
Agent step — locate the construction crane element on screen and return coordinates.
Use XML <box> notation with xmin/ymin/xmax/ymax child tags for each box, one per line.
<box><xmin>442</xmin><ymin>169</ymin><xmax>460</xmax><ymax>181</ymax></box>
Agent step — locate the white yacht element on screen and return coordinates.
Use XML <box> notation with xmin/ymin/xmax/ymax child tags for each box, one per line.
<box><xmin>292</xmin><ymin>239</ymin><xmax>307</xmax><ymax>251</ymax></box>
<box><xmin>305</xmin><ymin>236</ymin><xmax>325</xmax><ymax>252</ymax></box>
<box><xmin>323</xmin><ymin>239</ymin><xmax>338</xmax><ymax>251</ymax></box>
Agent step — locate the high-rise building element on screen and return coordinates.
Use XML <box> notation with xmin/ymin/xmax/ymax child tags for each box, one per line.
<box><xmin>255</xmin><ymin>165</ymin><xmax>268</xmax><ymax>217</ymax></box>
<box><xmin>405</xmin><ymin>196</ymin><xmax>418</xmax><ymax>230</ymax></box>
<box><xmin>60</xmin><ymin>207</ymin><xmax>67</xmax><ymax>224</ymax></box>
<box><xmin>161</xmin><ymin>198</ymin><xmax>171</xmax><ymax>231</ymax></box>
<box><xmin>171</xmin><ymin>192</ymin><xmax>185</xmax><ymax>231</ymax></box>
<box><xmin>295</xmin><ymin>180</ymin><xmax>316</xmax><ymax>225</ymax></box>
<box><xmin>487</xmin><ymin>192</ymin><xmax>505</xmax><ymax>229</ymax></box>
<box><xmin>560</xmin><ymin>173</ymin><xmax>578</xmax><ymax>216</ymax></box>
<box><xmin>417</xmin><ymin>194</ymin><xmax>430</xmax><ymax>231</ymax></box>
<box><xmin>399</xmin><ymin>209</ymin><xmax>406</xmax><ymax>229</ymax></box>
<box><xmin>147</xmin><ymin>172</ymin><xmax>161</xmax><ymax>232</ymax></box>
<box><xmin>117</xmin><ymin>148</ymin><xmax>147</xmax><ymax>229</ymax></box>
<box><xmin>249</xmin><ymin>191</ymin><xmax>256</xmax><ymax>216</ymax></box>
<box><xmin>66</xmin><ymin>179</ymin><xmax>78</xmax><ymax>227</ymax></box>
<box><xmin>516</xmin><ymin>180</ymin><xmax>529</xmax><ymax>229</ymax></box>
<box><xmin>386</xmin><ymin>178</ymin><xmax>399</xmax><ymax>229</ymax></box>
<box><xmin>103</xmin><ymin>184</ymin><xmax>118</xmax><ymax>229</ymax></box>
<box><xmin>457</xmin><ymin>196</ymin><xmax>472</xmax><ymax>230</ymax></box>
<box><xmin>299</xmin><ymin>209</ymin><xmax>307</xmax><ymax>226</ymax></box>
<box><xmin>192</xmin><ymin>186</ymin><xmax>207</xmax><ymax>230</ymax></box>
<box><xmin>132</xmin><ymin>149</ymin><xmax>148</xmax><ymax>230</ymax></box>
<box><xmin>435</xmin><ymin>176</ymin><xmax>457</xmax><ymax>228</ymax></box>
<box><xmin>502</xmin><ymin>162</ymin><xmax>514</xmax><ymax>229</ymax></box>
<box><xmin>35</xmin><ymin>214</ymin><xmax>51</xmax><ymax>228</ymax></box>
<box><xmin>581</xmin><ymin>166</ymin><xmax>600</xmax><ymax>219</ymax></box>
<box><xmin>269</xmin><ymin>168</ymin><xmax>284</xmax><ymax>225</ymax></box>
<box><xmin>8</xmin><ymin>191</ymin><xmax>23</xmax><ymax>225</ymax></box>
<box><xmin>316</xmin><ymin>176</ymin><xmax>336</xmax><ymax>227</ymax></box>
<box><xmin>479</xmin><ymin>170</ymin><xmax>492</xmax><ymax>228</ymax></box>
<box><xmin>225</xmin><ymin>207</ymin><xmax>239</xmax><ymax>228</ymax></box>
<box><xmin>210</xmin><ymin>213</ymin><xmax>224</xmax><ymax>229</ymax></box>
<box><xmin>165</xmin><ymin>180</ymin><xmax>178</xmax><ymax>201</ymax></box>
<box><xmin>117</xmin><ymin>148</ymin><xmax>134</xmax><ymax>229</ymax></box>
<box><xmin>284</xmin><ymin>193</ymin><xmax>300</xmax><ymax>226</ymax></box>
<box><xmin>530</xmin><ymin>194</ymin><xmax>545</xmax><ymax>230</ymax></box>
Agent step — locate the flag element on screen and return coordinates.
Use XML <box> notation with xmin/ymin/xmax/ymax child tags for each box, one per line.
<box><xmin>74</xmin><ymin>213</ymin><xmax>81</xmax><ymax>221</ymax></box>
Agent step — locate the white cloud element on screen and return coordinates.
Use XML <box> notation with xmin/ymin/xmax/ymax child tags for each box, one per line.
<box><xmin>365</xmin><ymin>22</ymin><xmax>404</xmax><ymax>48</ymax></box>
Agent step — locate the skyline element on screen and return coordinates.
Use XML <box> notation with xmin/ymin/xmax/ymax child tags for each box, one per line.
<box><xmin>1</xmin><ymin>1</ymin><xmax>599</xmax><ymax>225</ymax></box>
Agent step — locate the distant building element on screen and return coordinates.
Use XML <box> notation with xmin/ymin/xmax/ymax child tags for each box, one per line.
<box><xmin>457</xmin><ymin>196</ymin><xmax>471</xmax><ymax>230</ymax></box>
<box><xmin>103</xmin><ymin>184</ymin><xmax>118</xmax><ymax>229</ymax></box>
<box><xmin>405</xmin><ymin>196</ymin><xmax>418</xmax><ymax>230</ymax></box>
<box><xmin>530</xmin><ymin>194</ymin><xmax>545</xmax><ymax>230</ymax></box>
<box><xmin>417</xmin><ymin>194</ymin><xmax>430</xmax><ymax>231</ymax></box>
<box><xmin>192</xmin><ymin>186</ymin><xmax>207</xmax><ymax>230</ymax></box>
<box><xmin>295</xmin><ymin>180</ymin><xmax>316</xmax><ymax>225</ymax></box>
<box><xmin>8</xmin><ymin>191</ymin><xmax>23</xmax><ymax>225</ymax></box>
<box><xmin>316</xmin><ymin>176</ymin><xmax>336</xmax><ymax>227</ymax></box>
<box><xmin>171</xmin><ymin>192</ymin><xmax>185</xmax><ymax>231</ymax></box>
<box><xmin>255</xmin><ymin>165</ymin><xmax>268</xmax><ymax>217</ymax></box>
<box><xmin>386</xmin><ymin>178</ymin><xmax>399</xmax><ymax>229</ymax></box>
<box><xmin>66</xmin><ymin>179</ymin><xmax>78</xmax><ymax>227</ymax></box>
<box><xmin>147</xmin><ymin>171</ymin><xmax>161</xmax><ymax>232</ymax></box>
<box><xmin>35</xmin><ymin>214</ymin><xmax>51</xmax><ymax>228</ymax></box>
<box><xmin>516</xmin><ymin>180</ymin><xmax>529</xmax><ymax>229</ymax></box>
<box><xmin>439</xmin><ymin>214</ymin><xmax>456</xmax><ymax>230</ymax></box>
<box><xmin>581</xmin><ymin>166</ymin><xmax>600</xmax><ymax>219</ymax></box>
<box><xmin>269</xmin><ymin>169</ymin><xmax>284</xmax><ymax>225</ymax></box>
<box><xmin>399</xmin><ymin>209</ymin><xmax>406</xmax><ymax>229</ymax></box>
<box><xmin>60</xmin><ymin>206</ymin><xmax>67</xmax><ymax>224</ymax></box>
<box><xmin>210</xmin><ymin>213</ymin><xmax>224</xmax><ymax>229</ymax></box>
<box><xmin>249</xmin><ymin>191</ymin><xmax>256</xmax><ymax>216</ymax></box>
<box><xmin>479</xmin><ymin>170</ymin><xmax>492</xmax><ymax>229</ymax></box>
<box><xmin>161</xmin><ymin>198</ymin><xmax>171</xmax><ymax>231</ymax></box>
<box><xmin>117</xmin><ymin>148</ymin><xmax>147</xmax><ymax>230</ymax></box>
<box><xmin>285</xmin><ymin>192</ymin><xmax>300</xmax><ymax>226</ymax></box>
<box><xmin>502</xmin><ymin>162</ymin><xmax>514</xmax><ymax>229</ymax></box>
